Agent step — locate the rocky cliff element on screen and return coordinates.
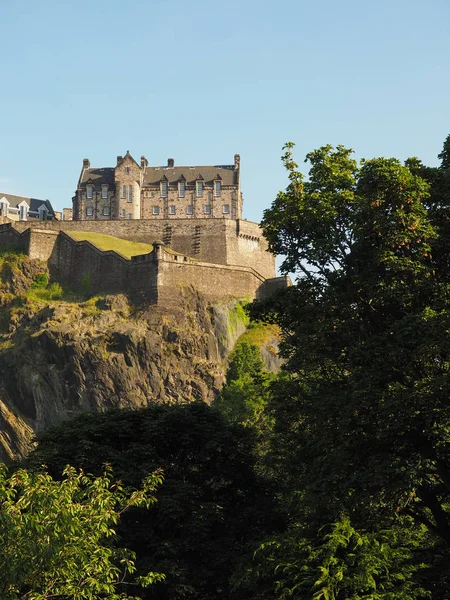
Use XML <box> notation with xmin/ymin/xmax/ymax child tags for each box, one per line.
<box><xmin>0</xmin><ymin>252</ymin><xmax>280</xmax><ymax>462</ymax></box>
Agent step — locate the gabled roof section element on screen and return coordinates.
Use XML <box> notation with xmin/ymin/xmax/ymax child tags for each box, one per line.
<box><xmin>143</xmin><ymin>165</ymin><xmax>237</xmax><ymax>186</ymax></box>
<box><xmin>79</xmin><ymin>168</ymin><xmax>115</xmax><ymax>189</ymax></box>
<box><xmin>117</xmin><ymin>151</ymin><xmax>140</xmax><ymax>169</ymax></box>
<box><xmin>0</xmin><ymin>192</ymin><xmax>56</xmax><ymax>217</ymax></box>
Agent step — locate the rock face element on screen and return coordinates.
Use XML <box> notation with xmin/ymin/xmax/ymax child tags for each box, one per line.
<box><xmin>0</xmin><ymin>254</ymin><xmax>256</xmax><ymax>462</ymax></box>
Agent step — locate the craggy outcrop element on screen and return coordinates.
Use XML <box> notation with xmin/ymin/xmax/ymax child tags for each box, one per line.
<box><xmin>0</xmin><ymin>254</ymin><xmax>255</xmax><ymax>461</ymax></box>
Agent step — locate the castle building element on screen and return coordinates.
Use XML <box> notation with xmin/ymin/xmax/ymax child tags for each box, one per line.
<box><xmin>73</xmin><ymin>151</ymin><xmax>242</xmax><ymax>221</ymax></box>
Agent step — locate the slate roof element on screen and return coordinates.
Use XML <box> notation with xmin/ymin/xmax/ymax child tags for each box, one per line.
<box><xmin>143</xmin><ymin>165</ymin><xmax>237</xmax><ymax>186</ymax></box>
<box><xmin>0</xmin><ymin>193</ymin><xmax>56</xmax><ymax>217</ymax></box>
<box><xmin>78</xmin><ymin>164</ymin><xmax>237</xmax><ymax>188</ymax></box>
<box><xmin>79</xmin><ymin>168</ymin><xmax>115</xmax><ymax>188</ymax></box>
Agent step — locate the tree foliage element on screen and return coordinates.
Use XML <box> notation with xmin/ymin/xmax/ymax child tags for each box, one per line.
<box><xmin>215</xmin><ymin>342</ymin><xmax>276</xmax><ymax>431</ymax></box>
<box><xmin>27</xmin><ymin>403</ymin><xmax>279</xmax><ymax>600</ymax></box>
<box><xmin>246</xmin><ymin>137</ymin><xmax>450</xmax><ymax>598</ymax></box>
<box><xmin>0</xmin><ymin>464</ymin><xmax>163</xmax><ymax>599</ymax></box>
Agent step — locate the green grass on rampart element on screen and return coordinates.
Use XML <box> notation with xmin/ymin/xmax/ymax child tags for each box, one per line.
<box><xmin>69</xmin><ymin>232</ymin><xmax>153</xmax><ymax>259</ymax></box>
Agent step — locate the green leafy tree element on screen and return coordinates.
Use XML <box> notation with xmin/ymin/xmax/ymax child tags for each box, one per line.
<box><xmin>0</xmin><ymin>464</ymin><xmax>164</xmax><ymax>599</ymax></box>
<box><xmin>26</xmin><ymin>403</ymin><xmax>280</xmax><ymax>600</ymax></box>
<box><xmin>246</xmin><ymin>138</ymin><xmax>450</xmax><ymax>597</ymax></box>
<box><xmin>215</xmin><ymin>342</ymin><xmax>276</xmax><ymax>431</ymax></box>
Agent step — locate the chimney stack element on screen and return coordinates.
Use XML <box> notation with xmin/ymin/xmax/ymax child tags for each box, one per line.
<box><xmin>117</xmin><ymin>155</ymin><xmax>123</xmax><ymax>165</ymax></box>
<box><xmin>234</xmin><ymin>154</ymin><xmax>240</xmax><ymax>169</ymax></box>
<box><xmin>141</xmin><ymin>155</ymin><xmax>148</xmax><ymax>168</ymax></box>
<box><xmin>83</xmin><ymin>158</ymin><xmax>90</xmax><ymax>170</ymax></box>
<box><xmin>167</xmin><ymin>158</ymin><xmax>174</xmax><ymax>168</ymax></box>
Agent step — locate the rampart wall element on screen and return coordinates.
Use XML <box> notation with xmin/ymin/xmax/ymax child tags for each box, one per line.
<box><xmin>50</xmin><ymin>234</ymin><xmax>268</xmax><ymax>303</ymax></box>
<box><xmin>8</xmin><ymin>218</ymin><xmax>275</xmax><ymax>280</ymax></box>
<box><xmin>0</xmin><ymin>220</ymin><xmax>286</xmax><ymax>303</ymax></box>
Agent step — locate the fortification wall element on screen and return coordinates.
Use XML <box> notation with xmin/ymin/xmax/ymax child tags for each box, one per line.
<box><xmin>50</xmin><ymin>233</ymin><xmax>158</xmax><ymax>302</ymax></box>
<box><xmin>0</xmin><ymin>223</ymin><xmax>287</xmax><ymax>303</ymax></box>
<box><xmin>10</xmin><ymin>218</ymin><xmax>275</xmax><ymax>279</ymax></box>
<box><xmin>157</xmin><ymin>255</ymin><xmax>266</xmax><ymax>303</ymax></box>
<box><xmin>0</xmin><ymin>223</ymin><xmax>28</xmax><ymax>252</ymax></box>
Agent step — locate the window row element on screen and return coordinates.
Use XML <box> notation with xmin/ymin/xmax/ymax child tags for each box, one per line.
<box><xmin>152</xmin><ymin>204</ymin><xmax>230</xmax><ymax>215</ymax></box>
<box><xmin>86</xmin><ymin>207</ymin><xmax>110</xmax><ymax>216</ymax></box>
<box><xmin>85</xmin><ymin>204</ymin><xmax>231</xmax><ymax>217</ymax></box>
<box><xmin>160</xmin><ymin>180</ymin><xmax>221</xmax><ymax>198</ymax></box>
<box><xmin>86</xmin><ymin>181</ymin><xmax>223</xmax><ymax>201</ymax></box>
<box><xmin>86</xmin><ymin>185</ymin><xmax>109</xmax><ymax>200</ymax></box>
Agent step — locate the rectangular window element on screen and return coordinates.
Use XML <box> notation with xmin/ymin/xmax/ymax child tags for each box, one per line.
<box><xmin>102</xmin><ymin>186</ymin><xmax>108</xmax><ymax>199</ymax></box>
<box><xmin>214</xmin><ymin>181</ymin><xmax>221</xmax><ymax>197</ymax></box>
<box><xmin>187</xmin><ymin>205</ymin><xmax>193</xmax><ymax>215</ymax></box>
<box><xmin>122</xmin><ymin>185</ymin><xmax>126</xmax><ymax>198</ymax></box>
<box><xmin>121</xmin><ymin>209</ymin><xmax>126</xmax><ymax>218</ymax></box>
<box><xmin>204</xmin><ymin>204</ymin><xmax>211</xmax><ymax>215</ymax></box>
<box><xmin>128</xmin><ymin>185</ymin><xmax>132</xmax><ymax>202</ymax></box>
<box><xmin>87</xmin><ymin>185</ymin><xmax>93</xmax><ymax>199</ymax></box>
<box><xmin>103</xmin><ymin>207</ymin><xmax>110</xmax><ymax>216</ymax></box>
<box><xmin>161</xmin><ymin>182</ymin><xmax>167</xmax><ymax>197</ymax></box>
<box><xmin>169</xmin><ymin>205</ymin><xmax>176</xmax><ymax>215</ymax></box>
<box><xmin>128</xmin><ymin>213</ymin><xmax>132</xmax><ymax>220</ymax></box>
<box><xmin>179</xmin><ymin>182</ymin><xmax>185</xmax><ymax>198</ymax></box>
<box><xmin>223</xmin><ymin>204</ymin><xmax>230</xmax><ymax>214</ymax></box>
<box><xmin>153</xmin><ymin>206</ymin><xmax>160</xmax><ymax>215</ymax></box>
<box><xmin>126</xmin><ymin>167</ymin><xmax>130</xmax><ymax>175</ymax></box>
<box><xmin>196</xmin><ymin>181</ymin><xmax>203</xmax><ymax>197</ymax></box>
<box><xmin>86</xmin><ymin>207</ymin><xmax>93</xmax><ymax>216</ymax></box>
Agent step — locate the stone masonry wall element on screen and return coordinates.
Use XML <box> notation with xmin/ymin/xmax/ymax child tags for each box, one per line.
<box><xmin>9</xmin><ymin>218</ymin><xmax>276</xmax><ymax>279</ymax></box>
<box><xmin>50</xmin><ymin>233</ymin><xmax>158</xmax><ymax>302</ymax></box>
<box><xmin>50</xmin><ymin>235</ymin><xmax>266</xmax><ymax>303</ymax></box>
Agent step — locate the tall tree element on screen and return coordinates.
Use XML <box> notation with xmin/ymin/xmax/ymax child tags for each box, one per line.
<box><xmin>27</xmin><ymin>403</ymin><xmax>279</xmax><ymax>600</ymax></box>
<box><xmin>248</xmin><ymin>138</ymin><xmax>450</xmax><ymax>597</ymax></box>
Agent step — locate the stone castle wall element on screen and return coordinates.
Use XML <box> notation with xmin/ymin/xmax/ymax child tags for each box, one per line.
<box><xmin>0</xmin><ymin>221</ymin><xmax>284</xmax><ymax>303</ymax></box>
<box><xmin>8</xmin><ymin>218</ymin><xmax>275</xmax><ymax>279</ymax></box>
<box><xmin>50</xmin><ymin>234</ymin><xmax>267</xmax><ymax>303</ymax></box>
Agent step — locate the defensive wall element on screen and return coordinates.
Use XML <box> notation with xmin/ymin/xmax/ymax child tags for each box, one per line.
<box><xmin>4</xmin><ymin>217</ymin><xmax>276</xmax><ymax>280</ymax></box>
<box><xmin>0</xmin><ymin>222</ymin><xmax>289</xmax><ymax>303</ymax></box>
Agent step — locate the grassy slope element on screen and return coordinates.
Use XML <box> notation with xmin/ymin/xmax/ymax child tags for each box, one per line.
<box><xmin>69</xmin><ymin>232</ymin><xmax>153</xmax><ymax>259</ymax></box>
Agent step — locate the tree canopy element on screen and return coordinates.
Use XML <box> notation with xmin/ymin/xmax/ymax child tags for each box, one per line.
<box><xmin>27</xmin><ymin>402</ymin><xmax>280</xmax><ymax>600</ymax></box>
<box><xmin>246</xmin><ymin>136</ymin><xmax>450</xmax><ymax>598</ymax></box>
<box><xmin>0</xmin><ymin>464</ymin><xmax>163</xmax><ymax>599</ymax></box>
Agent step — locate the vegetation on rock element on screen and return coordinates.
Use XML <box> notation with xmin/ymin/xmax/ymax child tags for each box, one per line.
<box><xmin>69</xmin><ymin>231</ymin><xmax>154</xmax><ymax>258</ymax></box>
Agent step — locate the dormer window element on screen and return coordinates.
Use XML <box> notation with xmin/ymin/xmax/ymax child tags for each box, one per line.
<box><xmin>19</xmin><ymin>202</ymin><xmax>29</xmax><ymax>221</ymax></box>
<box><xmin>121</xmin><ymin>185</ymin><xmax>126</xmax><ymax>199</ymax></box>
<box><xmin>214</xmin><ymin>181</ymin><xmax>221</xmax><ymax>197</ymax></box>
<box><xmin>38</xmin><ymin>205</ymin><xmax>49</xmax><ymax>221</ymax></box>
<box><xmin>101</xmin><ymin>185</ymin><xmax>108</xmax><ymax>199</ymax></box>
<box><xmin>179</xmin><ymin>181</ymin><xmax>185</xmax><ymax>198</ymax></box>
<box><xmin>0</xmin><ymin>199</ymin><xmax>9</xmax><ymax>217</ymax></box>
<box><xmin>196</xmin><ymin>181</ymin><xmax>203</xmax><ymax>197</ymax></box>
<box><xmin>161</xmin><ymin>181</ymin><xmax>168</xmax><ymax>198</ymax></box>
<box><xmin>86</xmin><ymin>185</ymin><xmax>93</xmax><ymax>199</ymax></box>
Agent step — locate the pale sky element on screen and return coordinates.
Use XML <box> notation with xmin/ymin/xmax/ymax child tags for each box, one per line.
<box><xmin>1</xmin><ymin>0</ymin><xmax>449</xmax><ymax>223</ymax></box>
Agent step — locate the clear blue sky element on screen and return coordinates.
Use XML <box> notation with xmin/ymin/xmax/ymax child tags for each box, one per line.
<box><xmin>1</xmin><ymin>0</ymin><xmax>449</xmax><ymax>223</ymax></box>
